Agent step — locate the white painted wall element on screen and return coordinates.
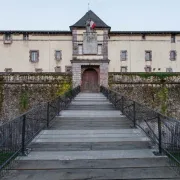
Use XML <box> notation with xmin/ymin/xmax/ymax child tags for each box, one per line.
<box><xmin>0</xmin><ymin>32</ymin><xmax>180</xmax><ymax>72</ymax></box>
<box><xmin>0</xmin><ymin>34</ymin><xmax>72</xmax><ymax>72</ymax></box>
<box><xmin>108</xmin><ymin>34</ymin><xmax>180</xmax><ymax>72</ymax></box>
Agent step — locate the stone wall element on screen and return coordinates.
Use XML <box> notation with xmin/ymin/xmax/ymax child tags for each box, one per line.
<box><xmin>0</xmin><ymin>73</ymin><xmax>72</xmax><ymax>125</ymax></box>
<box><xmin>108</xmin><ymin>72</ymin><xmax>180</xmax><ymax>119</ymax></box>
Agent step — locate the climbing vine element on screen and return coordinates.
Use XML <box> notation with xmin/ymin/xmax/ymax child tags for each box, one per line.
<box><xmin>109</xmin><ymin>72</ymin><xmax>180</xmax><ymax>119</ymax></box>
<box><xmin>157</xmin><ymin>86</ymin><xmax>168</xmax><ymax>115</ymax></box>
<box><xmin>19</xmin><ymin>87</ymin><xmax>29</xmax><ymax>113</ymax></box>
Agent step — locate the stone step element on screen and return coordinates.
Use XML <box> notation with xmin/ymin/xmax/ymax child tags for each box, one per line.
<box><xmin>50</xmin><ymin>118</ymin><xmax>132</xmax><ymax>129</ymax></box>
<box><xmin>67</xmin><ymin>106</ymin><xmax>115</xmax><ymax>110</ymax></box>
<box><xmin>51</xmin><ymin>120</ymin><xmax>131</xmax><ymax>126</ymax></box>
<box><xmin>60</xmin><ymin>110</ymin><xmax>123</xmax><ymax>117</ymax></box>
<box><xmin>71</xmin><ymin>102</ymin><xmax>112</xmax><ymax>105</ymax></box>
<box><xmin>5</xmin><ymin>167</ymin><xmax>179</xmax><ymax>180</ymax></box>
<box><xmin>30</xmin><ymin>129</ymin><xmax>150</xmax><ymax>150</ymax></box>
<box><xmin>54</xmin><ymin>117</ymin><xmax>127</xmax><ymax>121</ymax></box>
<box><xmin>16</xmin><ymin>157</ymin><xmax>169</xmax><ymax>169</ymax></box>
<box><xmin>29</xmin><ymin>141</ymin><xmax>151</xmax><ymax>151</ymax></box>
<box><xmin>50</xmin><ymin>126</ymin><xmax>132</xmax><ymax>130</ymax></box>
<box><xmin>18</xmin><ymin>149</ymin><xmax>158</xmax><ymax>161</ymax></box>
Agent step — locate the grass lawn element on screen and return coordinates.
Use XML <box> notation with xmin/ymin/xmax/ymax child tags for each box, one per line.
<box><xmin>0</xmin><ymin>152</ymin><xmax>15</xmax><ymax>167</ymax></box>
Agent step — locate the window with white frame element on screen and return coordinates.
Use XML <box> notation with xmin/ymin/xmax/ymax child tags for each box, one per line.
<box><xmin>55</xmin><ymin>50</ymin><xmax>62</xmax><ymax>60</ymax></box>
<box><xmin>170</xmin><ymin>50</ymin><xmax>176</xmax><ymax>61</ymax></box>
<box><xmin>166</xmin><ymin>68</ymin><xmax>173</xmax><ymax>72</ymax></box>
<box><xmin>78</xmin><ymin>44</ymin><xmax>83</xmax><ymax>55</ymax></box>
<box><xmin>145</xmin><ymin>66</ymin><xmax>152</xmax><ymax>72</ymax></box>
<box><xmin>120</xmin><ymin>66</ymin><xmax>127</xmax><ymax>72</ymax></box>
<box><xmin>55</xmin><ymin>66</ymin><xmax>61</xmax><ymax>72</ymax></box>
<box><xmin>30</xmin><ymin>50</ymin><xmax>39</xmax><ymax>62</ymax></box>
<box><xmin>120</xmin><ymin>50</ymin><xmax>127</xmax><ymax>61</ymax></box>
<box><xmin>98</xmin><ymin>44</ymin><xmax>102</xmax><ymax>55</ymax></box>
<box><xmin>145</xmin><ymin>51</ymin><xmax>152</xmax><ymax>61</ymax></box>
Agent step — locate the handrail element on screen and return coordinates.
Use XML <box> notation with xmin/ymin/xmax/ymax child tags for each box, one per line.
<box><xmin>100</xmin><ymin>86</ymin><xmax>180</xmax><ymax>175</ymax></box>
<box><xmin>0</xmin><ymin>86</ymin><xmax>81</xmax><ymax>177</ymax></box>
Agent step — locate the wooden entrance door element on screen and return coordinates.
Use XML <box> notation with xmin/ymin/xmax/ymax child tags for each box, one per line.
<box><xmin>82</xmin><ymin>69</ymin><xmax>99</xmax><ymax>92</ymax></box>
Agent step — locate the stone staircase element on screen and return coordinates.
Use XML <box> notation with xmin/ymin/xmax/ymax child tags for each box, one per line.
<box><xmin>3</xmin><ymin>93</ymin><xmax>180</xmax><ymax>180</ymax></box>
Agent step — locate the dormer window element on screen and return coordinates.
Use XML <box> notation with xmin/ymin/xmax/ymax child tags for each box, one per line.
<box><xmin>4</xmin><ymin>34</ymin><xmax>12</xmax><ymax>44</ymax></box>
<box><xmin>171</xmin><ymin>35</ymin><xmax>176</xmax><ymax>43</ymax></box>
<box><xmin>23</xmin><ymin>34</ymin><xmax>29</xmax><ymax>41</ymax></box>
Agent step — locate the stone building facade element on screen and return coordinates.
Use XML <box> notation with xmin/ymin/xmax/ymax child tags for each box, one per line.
<box><xmin>0</xmin><ymin>10</ymin><xmax>180</xmax><ymax>92</ymax></box>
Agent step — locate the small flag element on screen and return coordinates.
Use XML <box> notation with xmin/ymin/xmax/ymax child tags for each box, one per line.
<box><xmin>90</xmin><ymin>20</ymin><xmax>96</xmax><ymax>29</ymax></box>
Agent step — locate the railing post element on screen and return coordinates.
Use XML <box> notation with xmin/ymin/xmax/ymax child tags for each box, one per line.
<box><xmin>21</xmin><ymin>114</ymin><xmax>26</xmax><ymax>156</ymax></box>
<box><xmin>114</xmin><ymin>93</ymin><xmax>117</xmax><ymax>108</ymax></box>
<box><xmin>133</xmin><ymin>101</ymin><xmax>136</xmax><ymax>128</ymax></box>
<box><xmin>121</xmin><ymin>96</ymin><xmax>124</xmax><ymax>114</ymax></box>
<box><xmin>57</xmin><ymin>97</ymin><xmax>60</xmax><ymax>115</ymax></box>
<box><xmin>47</xmin><ymin>102</ymin><xmax>50</xmax><ymax>128</ymax></box>
<box><xmin>157</xmin><ymin>114</ymin><xmax>162</xmax><ymax>154</ymax></box>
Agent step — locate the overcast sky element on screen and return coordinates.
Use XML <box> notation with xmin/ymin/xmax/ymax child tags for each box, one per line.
<box><xmin>0</xmin><ymin>0</ymin><xmax>179</xmax><ymax>31</ymax></box>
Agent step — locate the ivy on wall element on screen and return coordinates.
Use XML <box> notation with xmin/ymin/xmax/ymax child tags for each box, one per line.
<box><xmin>19</xmin><ymin>89</ymin><xmax>29</xmax><ymax>113</ymax></box>
<box><xmin>0</xmin><ymin>73</ymin><xmax>72</xmax><ymax>124</ymax></box>
<box><xmin>109</xmin><ymin>72</ymin><xmax>180</xmax><ymax>119</ymax></box>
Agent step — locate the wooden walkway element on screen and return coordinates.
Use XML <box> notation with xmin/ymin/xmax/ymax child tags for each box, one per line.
<box><xmin>2</xmin><ymin>93</ymin><xmax>180</xmax><ymax>180</ymax></box>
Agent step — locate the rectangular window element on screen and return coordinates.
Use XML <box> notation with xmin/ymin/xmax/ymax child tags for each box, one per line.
<box><xmin>78</xmin><ymin>44</ymin><xmax>83</xmax><ymax>55</ymax></box>
<box><xmin>23</xmin><ymin>34</ymin><xmax>29</xmax><ymax>41</ymax></box>
<box><xmin>171</xmin><ymin>35</ymin><xmax>176</xmax><ymax>43</ymax></box>
<box><xmin>145</xmin><ymin>51</ymin><xmax>152</xmax><ymax>61</ymax></box>
<box><xmin>120</xmin><ymin>50</ymin><xmax>127</xmax><ymax>61</ymax></box>
<box><xmin>120</xmin><ymin>66</ymin><xmax>127</xmax><ymax>72</ymax></box>
<box><xmin>170</xmin><ymin>50</ymin><xmax>176</xmax><ymax>60</ymax></box>
<box><xmin>145</xmin><ymin>66</ymin><xmax>152</xmax><ymax>72</ymax></box>
<box><xmin>30</xmin><ymin>50</ymin><xmax>39</xmax><ymax>62</ymax></box>
<box><xmin>166</xmin><ymin>68</ymin><xmax>173</xmax><ymax>72</ymax></box>
<box><xmin>98</xmin><ymin>44</ymin><xmax>102</xmax><ymax>55</ymax></box>
<box><xmin>4</xmin><ymin>68</ymin><xmax>12</xmax><ymax>72</ymax></box>
<box><xmin>142</xmin><ymin>34</ymin><xmax>146</xmax><ymax>40</ymax></box>
<box><xmin>4</xmin><ymin>34</ymin><xmax>12</xmax><ymax>41</ymax></box>
<box><xmin>65</xmin><ymin>66</ymin><xmax>72</xmax><ymax>73</ymax></box>
<box><xmin>55</xmin><ymin>50</ymin><xmax>62</xmax><ymax>60</ymax></box>
<box><xmin>55</xmin><ymin>66</ymin><xmax>61</xmax><ymax>72</ymax></box>
<box><xmin>4</xmin><ymin>34</ymin><xmax>12</xmax><ymax>44</ymax></box>
<box><xmin>35</xmin><ymin>68</ymin><xmax>43</xmax><ymax>73</ymax></box>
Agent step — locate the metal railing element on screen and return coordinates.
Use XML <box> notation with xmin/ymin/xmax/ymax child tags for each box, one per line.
<box><xmin>100</xmin><ymin>86</ymin><xmax>180</xmax><ymax>174</ymax></box>
<box><xmin>0</xmin><ymin>86</ymin><xmax>80</xmax><ymax>177</ymax></box>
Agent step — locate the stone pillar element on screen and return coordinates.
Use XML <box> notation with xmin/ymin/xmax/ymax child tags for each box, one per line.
<box><xmin>100</xmin><ymin>63</ymin><xmax>109</xmax><ymax>87</ymax></box>
<box><xmin>103</xmin><ymin>30</ymin><xmax>109</xmax><ymax>60</ymax></box>
<box><xmin>72</xmin><ymin>63</ymin><xmax>81</xmax><ymax>88</ymax></box>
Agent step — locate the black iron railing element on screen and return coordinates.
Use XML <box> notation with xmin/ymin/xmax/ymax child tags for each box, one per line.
<box><xmin>0</xmin><ymin>86</ymin><xmax>80</xmax><ymax>177</ymax></box>
<box><xmin>100</xmin><ymin>86</ymin><xmax>180</xmax><ymax>174</ymax></box>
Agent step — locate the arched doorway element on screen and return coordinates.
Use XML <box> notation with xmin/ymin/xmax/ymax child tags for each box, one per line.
<box><xmin>81</xmin><ymin>68</ymin><xmax>99</xmax><ymax>92</ymax></box>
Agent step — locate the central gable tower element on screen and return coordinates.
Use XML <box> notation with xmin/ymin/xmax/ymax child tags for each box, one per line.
<box><xmin>70</xmin><ymin>10</ymin><xmax>111</xmax><ymax>91</ymax></box>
